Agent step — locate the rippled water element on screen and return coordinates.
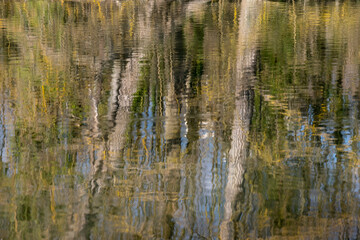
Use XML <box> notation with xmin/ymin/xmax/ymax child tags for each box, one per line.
<box><xmin>0</xmin><ymin>0</ymin><xmax>359</xmax><ymax>239</ymax></box>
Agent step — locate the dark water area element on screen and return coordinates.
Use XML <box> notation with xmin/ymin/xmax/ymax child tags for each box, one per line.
<box><xmin>0</xmin><ymin>0</ymin><xmax>359</xmax><ymax>239</ymax></box>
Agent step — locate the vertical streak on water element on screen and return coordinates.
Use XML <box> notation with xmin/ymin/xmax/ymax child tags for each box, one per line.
<box><xmin>220</xmin><ymin>0</ymin><xmax>263</xmax><ymax>238</ymax></box>
<box><xmin>74</xmin><ymin>64</ymin><xmax>108</xmax><ymax>239</ymax></box>
<box><xmin>108</xmin><ymin>55</ymin><xmax>140</xmax><ymax>167</ymax></box>
<box><xmin>162</xmin><ymin>41</ymin><xmax>182</xmax><ymax>238</ymax></box>
<box><xmin>342</xmin><ymin>10</ymin><xmax>360</xmax><ymax>236</ymax></box>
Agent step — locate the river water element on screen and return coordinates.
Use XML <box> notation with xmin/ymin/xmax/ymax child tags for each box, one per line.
<box><xmin>0</xmin><ymin>0</ymin><xmax>359</xmax><ymax>239</ymax></box>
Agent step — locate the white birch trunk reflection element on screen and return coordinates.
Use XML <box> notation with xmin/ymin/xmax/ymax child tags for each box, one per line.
<box><xmin>342</xmin><ymin>22</ymin><xmax>360</xmax><ymax>96</ymax></box>
<box><xmin>220</xmin><ymin>0</ymin><xmax>263</xmax><ymax>238</ymax></box>
<box><xmin>73</xmin><ymin>54</ymin><xmax>141</xmax><ymax>239</ymax></box>
<box><xmin>107</xmin><ymin>56</ymin><xmax>140</xmax><ymax>167</ymax></box>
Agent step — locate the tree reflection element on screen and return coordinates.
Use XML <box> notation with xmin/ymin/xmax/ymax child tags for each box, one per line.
<box><xmin>0</xmin><ymin>0</ymin><xmax>359</xmax><ymax>239</ymax></box>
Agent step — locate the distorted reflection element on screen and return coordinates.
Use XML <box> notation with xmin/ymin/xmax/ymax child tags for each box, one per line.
<box><xmin>0</xmin><ymin>0</ymin><xmax>359</xmax><ymax>239</ymax></box>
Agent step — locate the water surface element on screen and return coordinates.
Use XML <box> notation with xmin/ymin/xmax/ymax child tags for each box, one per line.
<box><xmin>0</xmin><ymin>0</ymin><xmax>359</xmax><ymax>239</ymax></box>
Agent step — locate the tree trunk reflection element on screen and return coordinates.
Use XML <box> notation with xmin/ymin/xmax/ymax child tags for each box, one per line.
<box><xmin>221</xmin><ymin>0</ymin><xmax>263</xmax><ymax>238</ymax></box>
